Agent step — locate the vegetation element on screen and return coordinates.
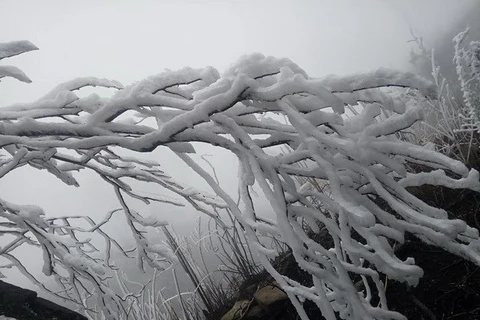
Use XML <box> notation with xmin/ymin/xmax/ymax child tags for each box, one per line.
<box><xmin>1</xmin><ymin>29</ymin><xmax>480</xmax><ymax>320</ymax></box>
<box><xmin>160</xmin><ymin>29</ymin><xmax>480</xmax><ymax>320</ymax></box>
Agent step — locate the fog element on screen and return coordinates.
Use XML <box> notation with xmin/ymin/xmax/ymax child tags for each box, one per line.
<box><xmin>0</xmin><ymin>0</ymin><xmax>476</xmax><ymax>305</ymax></box>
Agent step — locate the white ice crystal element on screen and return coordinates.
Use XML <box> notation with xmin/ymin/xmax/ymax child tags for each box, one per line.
<box><xmin>2</xmin><ymin>40</ymin><xmax>480</xmax><ymax>320</ymax></box>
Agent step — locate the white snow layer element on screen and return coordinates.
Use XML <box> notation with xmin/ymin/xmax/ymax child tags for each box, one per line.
<box><xmin>2</xmin><ymin>45</ymin><xmax>480</xmax><ymax>320</ymax></box>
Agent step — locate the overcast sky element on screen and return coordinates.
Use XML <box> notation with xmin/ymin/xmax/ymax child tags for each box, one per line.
<box><xmin>0</xmin><ymin>0</ymin><xmax>475</xmax><ymax>105</ymax></box>
<box><xmin>1</xmin><ymin>0</ymin><xmax>475</xmax><ymax>221</ymax></box>
<box><xmin>0</xmin><ymin>0</ymin><xmax>476</xmax><ymax>292</ymax></box>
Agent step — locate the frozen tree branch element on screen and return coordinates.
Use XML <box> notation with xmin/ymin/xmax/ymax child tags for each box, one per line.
<box><xmin>1</xmin><ymin>43</ymin><xmax>480</xmax><ymax>320</ymax></box>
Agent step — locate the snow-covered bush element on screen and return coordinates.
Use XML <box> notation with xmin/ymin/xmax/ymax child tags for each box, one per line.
<box><xmin>453</xmin><ymin>28</ymin><xmax>480</xmax><ymax>135</ymax></box>
<box><xmin>2</xmin><ymin>40</ymin><xmax>480</xmax><ymax>320</ymax></box>
<box><xmin>407</xmin><ymin>29</ymin><xmax>480</xmax><ymax>165</ymax></box>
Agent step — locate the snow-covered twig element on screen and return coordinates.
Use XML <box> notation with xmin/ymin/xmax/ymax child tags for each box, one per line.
<box><xmin>2</xmin><ymin>42</ymin><xmax>480</xmax><ymax>320</ymax></box>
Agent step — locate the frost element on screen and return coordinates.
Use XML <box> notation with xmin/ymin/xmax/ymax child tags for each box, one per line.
<box><xmin>0</xmin><ymin>40</ymin><xmax>38</xmax><ymax>60</ymax></box>
<box><xmin>0</xmin><ymin>199</ymin><xmax>48</xmax><ymax>228</ymax></box>
<box><xmin>0</xmin><ymin>65</ymin><xmax>33</xmax><ymax>83</ymax></box>
<box><xmin>223</xmin><ymin>53</ymin><xmax>307</xmax><ymax>80</ymax></box>
<box><xmin>2</xmin><ymin>40</ymin><xmax>480</xmax><ymax>320</ymax></box>
<box><xmin>320</xmin><ymin>67</ymin><xmax>437</xmax><ymax>98</ymax></box>
<box><xmin>41</xmin><ymin>77</ymin><xmax>124</xmax><ymax>101</ymax></box>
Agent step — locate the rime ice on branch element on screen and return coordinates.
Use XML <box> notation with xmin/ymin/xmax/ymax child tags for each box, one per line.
<box><xmin>1</xmin><ymin>42</ymin><xmax>480</xmax><ymax>320</ymax></box>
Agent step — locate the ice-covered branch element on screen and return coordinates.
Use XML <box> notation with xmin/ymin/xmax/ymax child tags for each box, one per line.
<box><xmin>2</xmin><ymin>41</ymin><xmax>480</xmax><ymax>320</ymax></box>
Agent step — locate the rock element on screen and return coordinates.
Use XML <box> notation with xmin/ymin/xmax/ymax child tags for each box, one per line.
<box><xmin>245</xmin><ymin>305</ymin><xmax>264</xmax><ymax>319</ymax></box>
<box><xmin>220</xmin><ymin>300</ymin><xmax>250</xmax><ymax>320</ymax></box>
<box><xmin>0</xmin><ymin>280</ymin><xmax>87</xmax><ymax>320</ymax></box>
<box><xmin>253</xmin><ymin>283</ymin><xmax>288</xmax><ymax>314</ymax></box>
<box><xmin>221</xmin><ymin>282</ymin><xmax>291</xmax><ymax>319</ymax></box>
<box><xmin>221</xmin><ymin>301</ymin><xmax>268</xmax><ymax>320</ymax></box>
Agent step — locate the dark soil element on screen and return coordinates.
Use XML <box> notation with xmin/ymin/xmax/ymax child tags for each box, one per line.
<box><xmin>387</xmin><ymin>240</ymin><xmax>480</xmax><ymax>320</ymax></box>
<box><xmin>388</xmin><ymin>185</ymin><xmax>480</xmax><ymax>320</ymax></box>
<box><xmin>215</xmin><ymin>183</ymin><xmax>480</xmax><ymax>320</ymax></box>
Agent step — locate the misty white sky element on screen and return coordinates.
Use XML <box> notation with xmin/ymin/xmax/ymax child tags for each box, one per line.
<box><xmin>0</xmin><ymin>0</ymin><xmax>475</xmax><ymax>105</ymax></box>
<box><xmin>0</xmin><ymin>0</ymin><xmax>476</xmax><ymax>292</ymax></box>
<box><xmin>1</xmin><ymin>0</ymin><xmax>475</xmax><ymax>218</ymax></box>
